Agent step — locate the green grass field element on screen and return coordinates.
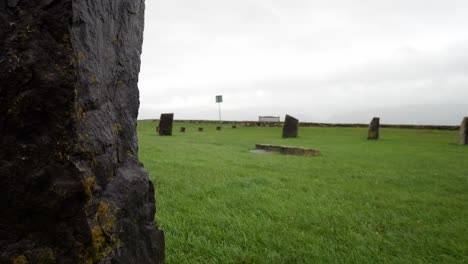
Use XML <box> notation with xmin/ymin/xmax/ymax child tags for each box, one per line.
<box><xmin>137</xmin><ymin>121</ymin><xmax>468</xmax><ymax>264</ymax></box>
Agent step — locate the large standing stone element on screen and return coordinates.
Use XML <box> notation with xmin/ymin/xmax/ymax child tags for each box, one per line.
<box><xmin>0</xmin><ymin>1</ymin><xmax>164</xmax><ymax>263</ymax></box>
<box><xmin>158</xmin><ymin>113</ymin><xmax>174</xmax><ymax>136</ymax></box>
<box><xmin>282</xmin><ymin>115</ymin><xmax>299</xmax><ymax>138</ymax></box>
<box><xmin>459</xmin><ymin>117</ymin><xmax>468</xmax><ymax>145</ymax></box>
<box><xmin>368</xmin><ymin>117</ymin><xmax>380</xmax><ymax>140</ymax></box>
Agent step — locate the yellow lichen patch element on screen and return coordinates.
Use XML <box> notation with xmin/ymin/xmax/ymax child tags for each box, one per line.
<box><xmin>90</xmin><ymin>74</ymin><xmax>97</xmax><ymax>84</ymax></box>
<box><xmin>77</xmin><ymin>107</ymin><xmax>85</xmax><ymax>120</ymax></box>
<box><xmin>13</xmin><ymin>255</ymin><xmax>29</xmax><ymax>264</ymax></box>
<box><xmin>97</xmin><ymin>202</ymin><xmax>117</xmax><ymax>236</ymax></box>
<box><xmin>80</xmin><ymin>258</ymin><xmax>93</xmax><ymax>264</ymax></box>
<box><xmin>126</xmin><ymin>150</ymin><xmax>135</xmax><ymax>157</ymax></box>
<box><xmin>77</xmin><ymin>51</ymin><xmax>85</xmax><ymax>63</ymax></box>
<box><xmin>102</xmin><ymin>214</ymin><xmax>116</xmax><ymax>235</ymax></box>
<box><xmin>97</xmin><ymin>201</ymin><xmax>109</xmax><ymax>219</ymax></box>
<box><xmin>115</xmin><ymin>80</ymin><xmax>125</xmax><ymax>88</ymax></box>
<box><xmin>88</xmin><ymin>202</ymin><xmax>118</xmax><ymax>261</ymax></box>
<box><xmin>90</xmin><ymin>225</ymin><xmax>106</xmax><ymax>260</ymax></box>
<box><xmin>62</xmin><ymin>33</ymin><xmax>70</xmax><ymax>42</ymax></box>
<box><xmin>113</xmin><ymin>122</ymin><xmax>122</xmax><ymax>135</ymax></box>
<box><xmin>83</xmin><ymin>176</ymin><xmax>96</xmax><ymax>200</ymax></box>
<box><xmin>26</xmin><ymin>25</ymin><xmax>36</xmax><ymax>33</ymax></box>
<box><xmin>32</xmin><ymin>248</ymin><xmax>56</xmax><ymax>264</ymax></box>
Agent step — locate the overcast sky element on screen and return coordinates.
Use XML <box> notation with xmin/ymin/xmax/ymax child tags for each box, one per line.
<box><xmin>139</xmin><ymin>0</ymin><xmax>468</xmax><ymax>125</ymax></box>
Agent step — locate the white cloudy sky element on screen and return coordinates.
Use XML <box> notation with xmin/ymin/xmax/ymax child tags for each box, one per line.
<box><xmin>139</xmin><ymin>0</ymin><xmax>468</xmax><ymax>125</ymax></box>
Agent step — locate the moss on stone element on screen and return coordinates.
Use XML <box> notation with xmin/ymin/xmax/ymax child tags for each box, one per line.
<box><xmin>77</xmin><ymin>51</ymin><xmax>85</xmax><ymax>63</ymax></box>
<box><xmin>113</xmin><ymin>122</ymin><xmax>122</xmax><ymax>135</ymax></box>
<box><xmin>77</xmin><ymin>107</ymin><xmax>85</xmax><ymax>120</ymax></box>
<box><xmin>90</xmin><ymin>74</ymin><xmax>97</xmax><ymax>84</ymax></box>
<box><xmin>30</xmin><ymin>248</ymin><xmax>56</xmax><ymax>264</ymax></box>
<box><xmin>13</xmin><ymin>255</ymin><xmax>29</xmax><ymax>264</ymax></box>
<box><xmin>83</xmin><ymin>176</ymin><xmax>96</xmax><ymax>201</ymax></box>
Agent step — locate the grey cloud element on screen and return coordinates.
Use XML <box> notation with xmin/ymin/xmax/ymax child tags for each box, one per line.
<box><xmin>138</xmin><ymin>0</ymin><xmax>468</xmax><ymax>124</ymax></box>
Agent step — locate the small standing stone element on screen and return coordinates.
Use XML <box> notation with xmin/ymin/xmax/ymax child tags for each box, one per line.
<box><xmin>216</xmin><ymin>126</ymin><xmax>222</xmax><ymax>131</ymax></box>
<box><xmin>180</xmin><ymin>127</ymin><xmax>186</xmax><ymax>133</ymax></box>
<box><xmin>368</xmin><ymin>117</ymin><xmax>380</xmax><ymax>140</ymax></box>
<box><xmin>198</xmin><ymin>127</ymin><xmax>204</xmax><ymax>132</ymax></box>
<box><xmin>158</xmin><ymin>113</ymin><xmax>174</xmax><ymax>136</ymax></box>
<box><xmin>282</xmin><ymin>115</ymin><xmax>299</xmax><ymax>138</ymax></box>
<box><xmin>459</xmin><ymin>117</ymin><xmax>468</xmax><ymax>145</ymax></box>
<box><xmin>232</xmin><ymin>125</ymin><xmax>237</xmax><ymax>129</ymax></box>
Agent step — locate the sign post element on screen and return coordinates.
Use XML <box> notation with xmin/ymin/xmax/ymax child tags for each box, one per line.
<box><xmin>215</xmin><ymin>95</ymin><xmax>223</xmax><ymax>124</ymax></box>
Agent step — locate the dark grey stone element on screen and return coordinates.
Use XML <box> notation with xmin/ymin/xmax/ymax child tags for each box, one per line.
<box><xmin>0</xmin><ymin>1</ymin><xmax>164</xmax><ymax>263</ymax></box>
<box><xmin>158</xmin><ymin>113</ymin><xmax>173</xmax><ymax>136</ymax></box>
<box><xmin>232</xmin><ymin>125</ymin><xmax>237</xmax><ymax>129</ymax></box>
<box><xmin>180</xmin><ymin>127</ymin><xmax>186</xmax><ymax>133</ymax></box>
<box><xmin>282</xmin><ymin>115</ymin><xmax>299</xmax><ymax>138</ymax></box>
<box><xmin>216</xmin><ymin>126</ymin><xmax>222</xmax><ymax>131</ymax></box>
<box><xmin>198</xmin><ymin>127</ymin><xmax>204</xmax><ymax>132</ymax></box>
<box><xmin>6</xmin><ymin>0</ymin><xmax>18</xmax><ymax>8</ymax></box>
<box><xmin>368</xmin><ymin>117</ymin><xmax>380</xmax><ymax>140</ymax></box>
<box><xmin>459</xmin><ymin>117</ymin><xmax>467</xmax><ymax>145</ymax></box>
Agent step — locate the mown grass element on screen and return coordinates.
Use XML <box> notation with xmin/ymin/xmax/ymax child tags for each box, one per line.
<box><xmin>137</xmin><ymin>121</ymin><xmax>468</xmax><ymax>264</ymax></box>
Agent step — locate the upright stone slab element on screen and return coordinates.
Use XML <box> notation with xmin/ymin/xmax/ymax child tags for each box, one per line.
<box><xmin>0</xmin><ymin>1</ymin><xmax>164</xmax><ymax>263</ymax></box>
<box><xmin>180</xmin><ymin>127</ymin><xmax>186</xmax><ymax>133</ymax></box>
<box><xmin>282</xmin><ymin>115</ymin><xmax>299</xmax><ymax>138</ymax></box>
<box><xmin>459</xmin><ymin>117</ymin><xmax>468</xmax><ymax>145</ymax></box>
<box><xmin>158</xmin><ymin>113</ymin><xmax>174</xmax><ymax>136</ymax></box>
<box><xmin>368</xmin><ymin>117</ymin><xmax>380</xmax><ymax>140</ymax></box>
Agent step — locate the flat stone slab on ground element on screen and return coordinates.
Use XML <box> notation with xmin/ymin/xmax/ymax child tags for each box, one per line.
<box><xmin>255</xmin><ymin>144</ymin><xmax>320</xmax><ymax>156</ymax></box>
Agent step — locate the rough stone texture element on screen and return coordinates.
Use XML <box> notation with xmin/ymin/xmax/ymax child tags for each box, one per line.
<box><xmin>0</xmin><ymin>1</ymin><xmax>164</xmax><ymax>263</ymax></box>
<box><xmin>179</xmin><ymin>127</ymin><xmax>186</xmax><ymax>133</ymax></box>
<box><xmin>255</xmin><ymin>144</ymin><xmax>320</xmax><ymax>156</ymax></box>
<box><xmin>368</xmin><ymin>117</ymin><xmax>380</xmax><ymax>140</ymax></box>
<box><xmin>282</xmin><ymin>115</ymin><xmax>299</xmax><ymax>138</ymax></box>
<box><xmin>158</xmin><ymin>113</ymin><xmax>173</xmax><ymax>136</ymax></box>
<box><xmin>459</xmin><ymin>117</ymin><xmax>468</xmax><ymax>145</ymax></box>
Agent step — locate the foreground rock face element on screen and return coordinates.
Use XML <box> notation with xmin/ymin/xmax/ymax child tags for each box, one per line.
<box><xmin>282</xmin><ymin>115</ymin><xmax>299</xmax><ymax>138</ymax></box>
<box><xmin>368</xmin><ymin>117</ymin><xmax>380</xmax><ymax>140</ymax></box>
<box><xmin>460</xmin><ymin>117</ymin><xmax>468</xmax><ymax>145</ymax></box>
<box><xmin>0</xmin><ymin>1</ymin><xmax>164</xmax><ymax>263</ymax></box>
<box><xmin>158</xmin><ymin>113</ymin><xmax>174</xmax><ymax>136</ymax></box>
